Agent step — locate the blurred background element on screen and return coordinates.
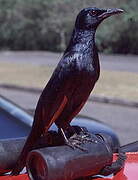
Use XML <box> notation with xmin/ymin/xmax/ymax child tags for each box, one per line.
<box><xmin>0</xmin><ymin>0</ymin><xmax>137</xmax><ymax>53</ymax></box>
<box><xmin>0</xmin><ymin>0</ymin><xmax>138</xmax><ymax>145</ymax></box>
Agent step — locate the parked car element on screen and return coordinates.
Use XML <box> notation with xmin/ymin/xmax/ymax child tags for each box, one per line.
<box><xmin>0</xmin><ymin>95</ymin><xmax>119</xmax><ymax>145</ymax></box>
<box><xmin>0</xmin><ymin>95</ymin><xmax>138</xmax><ymax>180</ymax></box>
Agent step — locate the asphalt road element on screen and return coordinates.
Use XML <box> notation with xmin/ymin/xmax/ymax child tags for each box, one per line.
<box><xmin>1</xmin><ymin>87</ymin><xmax>138</xmax><ymax>145</ymax></box>
<box><xmin>0</xmin><ymin>51</ymin><xmax>138</xmax><ymax>72</ymax></box>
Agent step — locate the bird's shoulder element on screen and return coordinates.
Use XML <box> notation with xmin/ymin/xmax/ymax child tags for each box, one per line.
<box><xmin>60</xmin><ymin>51</ymin><xmax>82</xmax><ymax>67</ymax></box>
<box><xmin>53</xmin><ymin>52</ymin><xmax>82</xmax><ymax>75</ymax></box>
<box><xmin>46</xmin><ymin>52</ymin><xmax>78</xmax><ymax>86</ymax></box>
<box><xmin>40</xmin><ymin>52</ymin><xmax>79</xmax><ymax>98</ymax></box>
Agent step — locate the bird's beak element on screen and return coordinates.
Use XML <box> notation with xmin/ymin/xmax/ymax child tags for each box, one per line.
<box><xmin>98</xmin><ymin>8</ymin><xmax>124</xmax><ymax>20</ymax></box>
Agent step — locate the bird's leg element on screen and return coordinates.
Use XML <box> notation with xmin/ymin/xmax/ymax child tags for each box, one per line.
<box><xmin>59</xmin><ymin>128</ymin><xmax>88</xmax><ymax>152</ymax></box>
<box><xmin>60</xmin><ymin>128</ymin><xmax>69</xmax><ymax>144</ymax></box>
<box><xmin>59</xmin><ymin>128</ymin><xmax>78</xmax><ymax>149</ymax></box>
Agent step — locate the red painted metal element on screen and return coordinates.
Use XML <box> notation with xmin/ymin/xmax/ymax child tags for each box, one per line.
<box><xmin>95</xmin><ymin>152</ymin><xmax>138</xmax><ymax>180</ymax></box>
<box><xmin>0</xmin><ymin>174</ymin><xmax>29</xmax><ymax>180</ymax></box>
<box><xmin>0</xmin><ymin>152</ymin><xmax>138</xmax><ymax>180</ymax></box>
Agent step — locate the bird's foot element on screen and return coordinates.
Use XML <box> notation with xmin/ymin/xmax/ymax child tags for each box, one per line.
<box><xmin>66</xmin><ymin>134</ymin><xmax>88</xmax><ymax>152</ymax></box>
<box><xmin>72</xmin><ymin>134</ymin><xmax>93</xmax><ymax>144</ymax></box>
<box><xmin>71</xmin><ymin>126</ymin><xmax>96</xmax><ymax>144</ymax></box>
<box><xmin>59</xmin><ymin>128</ymin><xmax>87</xmax><ymax>151</ymax></box>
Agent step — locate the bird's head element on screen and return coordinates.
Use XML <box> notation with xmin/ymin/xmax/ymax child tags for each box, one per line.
<box><xmin>75</xmin><ymin>7</ymin><xmax>123</xmax><ymax>30</ymax></box>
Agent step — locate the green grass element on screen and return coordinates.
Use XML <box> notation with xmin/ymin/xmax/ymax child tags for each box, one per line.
<box><xmin>0</xmin><ymin>62</ymin><xmax>138</xmax><ymax>101</ymax></box>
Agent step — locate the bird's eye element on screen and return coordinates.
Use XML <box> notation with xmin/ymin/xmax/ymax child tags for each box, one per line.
<box><xmin>89</xmin><ymin>10</ymin><xmax>97</xmax><ymax>16</ymax></box>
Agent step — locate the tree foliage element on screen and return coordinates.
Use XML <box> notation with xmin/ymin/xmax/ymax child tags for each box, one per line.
<box><xmin>0</xmin><ymin>0</ymin><xmax>137</xmax><ymax>54</ymax></box>
<box><xmin>97</xmin><ymin>0</ymin><xmax>138</xmax><ymax>54</ymax></box>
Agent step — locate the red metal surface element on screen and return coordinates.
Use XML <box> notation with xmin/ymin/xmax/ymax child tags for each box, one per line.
<box><xmin>0</xmin><ymin>174</ymin><xmax>28</xmax><ymax>180</ymax></box>
<box><xmin>95</xmin><ymin>152</ymin><xmax>138</xmax><ymax>180</ymax></box>
<box><xmin>0</xmin><ymin>152</ymin><xmax>138</xmax><ymax>180</ymax></box>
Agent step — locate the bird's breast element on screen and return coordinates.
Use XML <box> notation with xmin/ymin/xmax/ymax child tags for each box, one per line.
<box><xmin>75</xmin><ymin>59</ymin><xmax>100</xmax><ymax>83</ymax></box>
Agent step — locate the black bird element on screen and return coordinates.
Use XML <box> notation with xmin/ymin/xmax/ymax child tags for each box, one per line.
<box><xmin>11</xmin><ymin>7</ymin><xmax>123</xmax><ymax>175</ymax></box>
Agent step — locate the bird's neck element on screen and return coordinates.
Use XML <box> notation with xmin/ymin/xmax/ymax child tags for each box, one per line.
<box><xmin>65</xmin><ymin>28</ymin><xmax>96</xmax><ymax>54</ymax></box>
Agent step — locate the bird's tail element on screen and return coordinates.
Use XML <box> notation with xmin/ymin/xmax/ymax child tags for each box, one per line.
<box><xmin>11</xmin><ymin>100</ymin><xmax>44</xmax><ymax>175</ymax></box>
<box><xmin>11</xmin><ymin>128</ymin><xmax>40</xmax><ymax>175</ymax></box>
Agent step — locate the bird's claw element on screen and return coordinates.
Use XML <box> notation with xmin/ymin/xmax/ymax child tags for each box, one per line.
<box><xmin>65</xmin><ymin>137</ymin><xmax>88</xmax><ymax>152</ymax></box>
<box><xmin>70</xmin><ymin>131</ymin><xmax>95</xmax><ymax>144</ymax></box>
<box><xmin>81</xmin><ymin>134</ymin><xmax>95</xmax><ymax>144</ymax></box>
<box><xmin>59</xmin><ymin>127</ymin><xmax>94</xmax><ymax>152</ymax></box>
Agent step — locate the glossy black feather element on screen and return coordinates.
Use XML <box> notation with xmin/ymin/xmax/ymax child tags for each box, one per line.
<box><xmin>12</xmin><ymin>7</ymin><xmax>116</xmax><ymax>175</ymax></box>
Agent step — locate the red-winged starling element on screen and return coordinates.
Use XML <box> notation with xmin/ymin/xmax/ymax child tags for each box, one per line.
<box><xmin>11</xmin><ymin>7</ymin><xmax>123</xmax><ymax>175</ymax></box>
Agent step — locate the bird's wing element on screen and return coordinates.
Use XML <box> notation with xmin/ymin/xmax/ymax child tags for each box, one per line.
<box><xmin>33</xmin><ymin>53</ymin><xmax>78</xmax><ymax>132</ymax></box>
<box><xmin>11</xmin><ymin>54</ymin><xmax>78</xmax><ymax>175</ymax></box>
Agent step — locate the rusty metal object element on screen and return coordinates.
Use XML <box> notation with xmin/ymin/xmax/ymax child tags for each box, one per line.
<box><xmin>0</xmin><ymin>130</ymin><xmax>125</xmax><ymax>178</ymax></box>
<box><xmin>26</xmin><ymin>133</ymin><xmax>113</xmax><ymax>180</ymax></box>
<box><xmin>0</xmin><ymin>131</ymin><xmax>60</xmax><ymax>175</ymax></box>
<box><xmin>0</xmin><ymin>137</ymin><xmax>26</xmax><ymax>174</ymax></box>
